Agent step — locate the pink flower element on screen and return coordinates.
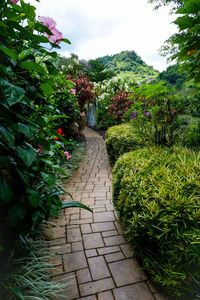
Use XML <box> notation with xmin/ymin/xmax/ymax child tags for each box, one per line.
<box><xmin>81</xmin><ymin>112</ymin><xmax>86</xmax><ymax>117</ymax></box>
<box><xmin>10</xmin><ymin>0</ymin><xmax>19</xmax><ymax>3</ymax></box>
<box><xmin>70</xmin><ymin>89</ymin><xmax>76</xmax><ymax>95</ymax></box>
<box><xmin>39</xmin><ymin>16</ymin><xmax>63</xmax><ymax>44</ymax></box>
<box><xmin>37</xmin><ymin>144</ymin><xmax>43</xmax><ymax>153</ymax></box>
<box><xmin>64</xmin><ymin>151</ymin><xmax>71</xmax><ymax>160</ymax></box>
<box><xmin>38</xmin><ymin>16</ymin><xmax>56</xmax><ymax>31</ymax></box>
<box><xmin>51</xmin><ymin>27</ymin><xmax>63</xmax><ymax>44</ymax></box>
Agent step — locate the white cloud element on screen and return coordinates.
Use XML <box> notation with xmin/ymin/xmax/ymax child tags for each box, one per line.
<box><xmin>29</xmin><ymin>0</ymin><xmax>177</xmax><ymax>71</ymax></box>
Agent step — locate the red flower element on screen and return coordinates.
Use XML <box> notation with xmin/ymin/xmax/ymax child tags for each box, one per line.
<box><xmin>58</xmin><ymin>128</ymin><xmax>62</xmax><ymax>135</ymax></box>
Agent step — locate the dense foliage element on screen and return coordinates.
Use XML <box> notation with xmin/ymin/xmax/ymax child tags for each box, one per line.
<box><xmin>95</xmin><ymin>77</ymin><xmax>135</xmax><ymax>130</ymax></box>
<box><xmin>87</xmin><ymin>58</ymin><xmax>115</xmax><ymax>82</ymax></box>
<box><xmin>113</xmin><ymin>146</ymin><xmax>200</xmax><ymax>297</ymax></box>
<box><xmin>67</xmin><ymin>74</ymin><xmax>95</xmax><ymax>111</ymax></box>
<box><xmin>158</xmin><ymin>64</ymin><xmax>187</xmax><ymax>89</ymax></box>
<box><xmin>109</xmin><ymin>90</ymin><xmax>133</xmax><ymax>124</ymax></box>
<box><xmin>105</xmin><ymin>124</ymin><xmax>142</xmax><ymax>165</ymax></box>
<box><xmin>150</xmin><ymin>0</ymin><xmax>200</xmax><ymax>87</ymax></box>
<box><xmin>100</xmin><ymin>51</ymin><xmax>158</xmax><ymax>78</ymax></box>
<box><xmin>126</xmin><ymin>82</ymin><xmax>180</xmax><ymax>146</ymax></box>
<box><xmin>0</xmin><ymin>0</ymin><xmax>89</xmax><ymax>265</ymax></box>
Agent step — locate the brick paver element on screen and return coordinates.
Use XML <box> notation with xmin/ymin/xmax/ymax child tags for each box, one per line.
<box><xmin>51</xmin><ymin>127</ymin><xmax>169</xmax><ymax>300</ymax></box>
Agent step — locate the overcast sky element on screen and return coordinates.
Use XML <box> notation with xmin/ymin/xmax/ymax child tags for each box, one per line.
<box><xmin>29</xmin><ymin>0</ymin><xmax>177</xmax><ymax>71</ymax></box>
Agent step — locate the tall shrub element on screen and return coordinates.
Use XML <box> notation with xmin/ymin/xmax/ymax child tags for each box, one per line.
<box><xmin>0</xmin><ymin>0</ymin><xmax>79</xmax><ymax>254</ymax></box>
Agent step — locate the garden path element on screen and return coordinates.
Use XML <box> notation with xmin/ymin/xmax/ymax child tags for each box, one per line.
<box><xmin>51</xmin><ymin>127</ymin><xmax>169</xmax><ymax>300</ymax></box>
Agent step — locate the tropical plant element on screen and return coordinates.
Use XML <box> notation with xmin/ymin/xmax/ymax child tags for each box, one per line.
<box><xmin>113</xmin><ymin>146</ymin><xmax>200</xmax><ymax>297</ymax></box>
<box><xmin>150</xmin><ymin>0</ymin><xmax>200</xmax><ymax>88</ymax></box>
<box><xmin>0</xmin><ymin>0</ymin><xmax>89</xmax><ymax>262</ymax></box>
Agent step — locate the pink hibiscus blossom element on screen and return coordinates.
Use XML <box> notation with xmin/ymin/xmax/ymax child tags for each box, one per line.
<box><xmin>64</xmin><ymin>151</ymin><xmax>72</xmax><ymax>160</ymax></box>
<box><xmin>39</xmin><ymin>16</ymin><xmax>63</xmax><ymax>45</ymax></box>
<box><xmin>10</xmin><ymin>0</ymin><xmax>19</xmax><ymax>3</ymax></box>
<box><xmin>81</xmin><ymin>112</ymin><xmax>86</xmax><ymax>117</ymax></box>
<box><xmin>37</xmin><ymin>144</ymin><xmax>43</xmax><ymax>153</ymax></box>
<box><xmin>70</xmin><ymin>89</ymin><xmax>76</xmax><ymax>95</ymax></box>
<box><xmin>38</xmin><ymin>16</ymin><xmax>56</xmax><ymax>30</ymax></box>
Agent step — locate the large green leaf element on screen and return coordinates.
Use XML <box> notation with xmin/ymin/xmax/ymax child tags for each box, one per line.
<box><xmin>40</xmin><ymin>82</ymin><xmax>54</xmax><ymax>96</ymax></box>
<box><xmin>20</xmin><ymin>61</ymin><xmax>46</xmax><ymax>74</ymax></box>
<box><xmin>0</xmin><ymin>45</ymin><xmax>18</xmax><ymax>61</ymax></box>
<box><xmin>174</xmin><ymin>16</ymin><xmax>193</xmax><ymax>31</ymax></box>
<box><xmin>0</xmin><ymin>176</ymin><xmax>14</xmax><ymax>203</ymax></box>
<box><xmin>62</xmin><ymin>201</ymin><xmax>93</xmax><ymax>213</ymax></box>
<box><xmin>17</xmin><ymin>147</ymin><xmax>37</xmax><ymax>167</ymax></box>
<box><xmin>49</xmin><ymin>51</ymin><xmax>58</xmax><ymax>59</ymax></box>
<box><xmin>0</xmin><ymin>79</ymin><xmax>25</xmax><ymax>106</ymax></box>
<box><xmin>31</xmin><ymin>34</ymin><xmax>49</xmax><ymax>43</ymax></box>
<box><xmin>44</xmin><ymin>60</ymin><xmax>59</xmax><ymax>75</ymax></box>
<box><xmin>48</xmin><ymin>115</ymin><xmax>70</xmax><ymax>121</ymax></box>
<box><xmin>62</xmin><ymin>38</ymin><xmax>71</xmax><ymax>44</ymax></box>
<box><xmin>17</xmin><ymin>169</ymin><xmax>30</xmax><ymax>185</ymax></box>
<box><xmin>20</xmin><ymin>0</ymin><xmax>36</xmax><ymax>21</ymax></box>
<box><xmin>18</xmin><ymin>123</ymin><xmax>35</xmax><ymax>138</ymax></box>
<box><xmin>8</xmin><ymin>205</ymin><xmax>26</xmax><ymax>227</ymax></box>
<box><xmin>41</xmin><ymin>172</ymin><xmax>56</xmax><ymax>187</ymax></box>
<box><xmin>18</xmin><ymin>49</ymin><xmax>33</xmax><ymax>61</ymax></box>
<box><xmin>0</xmin><ymin>125</ymin><xmax>15</xmax><ymax>146</ymax></box>
<box><xmin>27</xmin><ymin>189</ymin><xmax>41</xmax><ymax>208</ymax></box>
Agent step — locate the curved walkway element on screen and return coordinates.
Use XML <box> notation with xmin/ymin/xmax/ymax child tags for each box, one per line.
<box><xmin>52</xmin><ymin>127</ymin><xmax>168</xmax><ymax>300</ymax></box>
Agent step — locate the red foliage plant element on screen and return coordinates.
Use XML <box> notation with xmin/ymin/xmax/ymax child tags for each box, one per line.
<box><xmin>109</xmin><ymin>90</ymin><xmax>133</xmax><ymax>124</ymax></box>
<box><xmin>68</xmin><ymin>74</ymin><xmax>94</xmax><ymax>111</ymax></box>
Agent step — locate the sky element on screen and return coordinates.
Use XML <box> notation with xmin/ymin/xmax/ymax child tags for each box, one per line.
<box><xmin>29</xmin><ymin>0</ymin><xmax>178</xmax><ymax>71</ymax></box>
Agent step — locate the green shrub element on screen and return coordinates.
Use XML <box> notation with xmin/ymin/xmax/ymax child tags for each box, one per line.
<box><xmin>105</xmin><ymin>124</ymin><xmax>142</xmax><ymax>165</ymax></box>
<box><xmin>182</xmin><ymin>121</ymin><xmax>200</xmax><ymax>151</ymax></box>
<box><xmin>113</xmin><ymin>146</ymin><xmax>200</xmax><ymax>297</ymax></box>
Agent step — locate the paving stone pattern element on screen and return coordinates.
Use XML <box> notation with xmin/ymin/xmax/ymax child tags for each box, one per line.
<box><xmin>51</xmin><ymin>128</ymin><xmax>169</xmax><ymax>300</ymax></box>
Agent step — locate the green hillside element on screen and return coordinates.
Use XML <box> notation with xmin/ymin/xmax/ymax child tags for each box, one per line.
<box><xmin>99</xmin><ymin>50</ymin><xmax>159</xmax><ymax>82</ymax></box>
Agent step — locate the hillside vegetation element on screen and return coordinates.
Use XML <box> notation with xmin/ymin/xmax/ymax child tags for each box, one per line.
<box><xmin>99</xmin><ymin>50</ymin><xmax>159</xmax><ymax>81</ymax></box>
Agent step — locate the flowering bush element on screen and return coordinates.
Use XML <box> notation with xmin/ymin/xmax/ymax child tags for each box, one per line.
<box><xmin>0</xmin><ymin>0</ymin><xmax>85</xmax><ymax>264</ymax></box>
<box><xmin>39</xmin><ymin>16</ymin><xmax>63</xmax><ymax>44</ymax></box>
<box><xmin>95</xmin><ymin>77</ymin><xmax>136</xmax><ymax>129</ymax></box>
<box><xmin>52</xmin><ymin>73</ymin><xmax>83</xmax><ymax>136</ymax></box>
<box><xmin>123</xmin><ymin>83</ymin><xmax>179</xmax><ymax>146</ymax></box>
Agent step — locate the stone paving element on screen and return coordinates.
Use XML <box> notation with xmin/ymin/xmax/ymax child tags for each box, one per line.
<box><xmin>50</xmin><ymin>127</ymin><xmax>169</xmax><ymax>300</ymax></box>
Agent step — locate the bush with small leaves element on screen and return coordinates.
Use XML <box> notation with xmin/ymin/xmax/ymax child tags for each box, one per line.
<box><xmin>113</xmin><ymin>146</ymin><xmax>200</xmax><ymax>297</ymax></box>
<box><xmin>105</xmin><ymin>124</ymin><xmax>142</xmax><ymax>165</ymax></box>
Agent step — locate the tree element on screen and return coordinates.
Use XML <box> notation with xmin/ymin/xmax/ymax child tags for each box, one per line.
<box><xmin>149</xmin><ymin>0</ymin><xmax>200</xmax><ymax>86</ymax></box>
<box><xmin>88</xmin><ymin>58</ymin><xmax>115</xmax><ymax>82</ymax></box>
<box><xmin>159</xmin><ymin>64</ymin><xmax>187</xmax><ymax>89</ymax></box>
<box><xmin>56</xmin><ymin>53</ymin><xmax>82</xmax><ymax>77</ymax></box>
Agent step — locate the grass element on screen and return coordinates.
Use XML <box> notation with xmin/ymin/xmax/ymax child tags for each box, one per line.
<box><xmin>0</xmin><ymin>238</ymin><xmax>74</xmax><ymax>300</ymax></box>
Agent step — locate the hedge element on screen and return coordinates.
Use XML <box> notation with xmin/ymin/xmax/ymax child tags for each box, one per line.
<box><xmin>113</xmin><ymin>146</ymin><xmax>200</xmax><ymax>297</ymax></box>
<box><xmin>105</xmin><ymin>123</ymin><xmax>142</xmax><ymax>165</ymax></box>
